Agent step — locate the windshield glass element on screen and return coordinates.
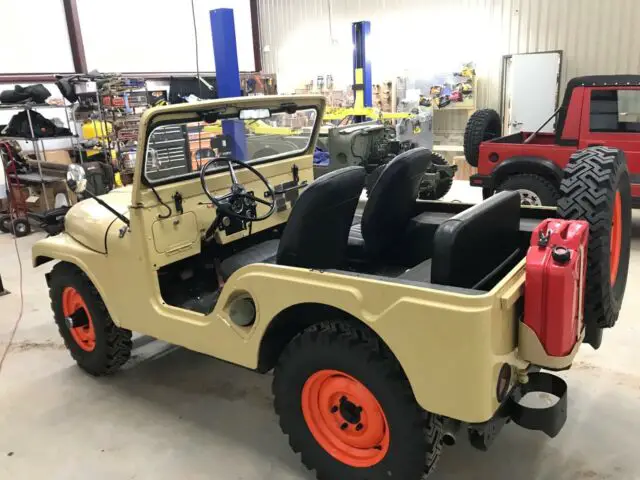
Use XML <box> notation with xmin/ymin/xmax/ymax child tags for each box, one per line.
<box><xmin>144</xmin><ymin>107</ymin><xmax>318</xmax><ymax>183</ymax></box>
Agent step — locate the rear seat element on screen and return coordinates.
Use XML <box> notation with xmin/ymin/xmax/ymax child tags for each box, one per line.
<box><xmin>400</xmin><ymin>191</ymin><xmax>522</xmax><ymax>290</ymax></box>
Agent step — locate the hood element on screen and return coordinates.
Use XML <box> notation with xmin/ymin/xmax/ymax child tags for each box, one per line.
<box><xmin>65</xmin><ymin>187</ymin><xmax>132</xmax><ymax>253</ymax></box>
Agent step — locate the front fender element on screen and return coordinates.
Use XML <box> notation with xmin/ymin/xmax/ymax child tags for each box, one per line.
<box><xmin>32</xmin><ymin>233</ymin><xmax>117</xmax><ymax>323</ymax></box>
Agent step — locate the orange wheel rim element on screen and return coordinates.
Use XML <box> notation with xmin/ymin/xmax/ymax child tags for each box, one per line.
<box><xmin>62</xmin><ymin>287</ymin><xmax>96</xmax><ymax>352</ymax></box>
<box><xmin>301</xmin><ymin>369</ymin><xmax>390</xmax><ymax>468</ymax></box>
<box><xmin>610</xmin><ymin>191</ymin><xmax>622</xmax><ymax>285</ymax></box>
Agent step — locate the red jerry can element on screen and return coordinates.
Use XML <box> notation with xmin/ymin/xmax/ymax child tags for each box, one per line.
<box><xmin>524</xmin><ymin>219</ymin><xmax>589</xmax><ymax>357</ymax></box>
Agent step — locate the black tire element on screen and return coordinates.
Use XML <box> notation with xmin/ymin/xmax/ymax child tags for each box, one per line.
<box><xmin>274</xmin><ymin>321</ymin><xmax>443</xmax><ymax>480</ymax></box>
<box><xmin>463</xmin><ymin>108</ymin><xmax>501</xmax><ymax>167</ymax></box>
<box><xmin>0</xmin><ymin>214</ymin><xmax>11</xmax><ymax>234</ymax></box>
<box><xmin>419</xmin><ymin>152</ymin><xmax>454</xmax><ymax>200</ymax></box>
<box><xmin>557</xmin><ymin>146</ymin><xmax>631</xmax><ymax>334</ymax></box>
<box><xmin>49</xmin><ymin>262</ymin><xmax>132</xmax><ymax>375</ymax></box>
<box><xmin>12</xmin><ymin>218</ymin><xmax>31</xmax><ymax>238</ymax></box>
<box><xmin>364</xmin><ymin>165</ymin><xmax>385</xmax><ymax>196</ymax></box>
<box><xmin>496</xmin><ymin>173</ymin><xmax>560</xmax><ymax>206</ymax></box>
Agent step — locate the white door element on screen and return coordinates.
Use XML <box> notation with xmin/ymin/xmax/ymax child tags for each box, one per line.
<box><xmin>504</xmin><ymin>52</ymin><xmax>561</xmax><ymax>134</ymax></box>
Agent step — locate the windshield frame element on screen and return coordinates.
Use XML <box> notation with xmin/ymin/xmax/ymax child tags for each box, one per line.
<box><xmin>141</xmin><ymin>104</ymin><xmax>320</xmax><ymax>187</ymax></box>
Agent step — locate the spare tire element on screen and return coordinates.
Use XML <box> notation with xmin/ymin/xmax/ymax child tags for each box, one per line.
<box><xmin>557</xmin><ymin>147</ymin><xmax>631</xmax><ymax>345</ymax></box>
<box><xmin>463</xmin><ymin>109</ymin><xmax>501</xmax><ymax>167</ymax></box>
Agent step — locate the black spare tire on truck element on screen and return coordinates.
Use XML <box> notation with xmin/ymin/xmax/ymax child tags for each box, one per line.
<box><xmin>557</xmin><ymin>146</ymin><xmax>631</xmax><ymax>348</ymax></box>
<box><xmin>463</xmin><ymin>108</ymin><xmax>502</xmax><ymax>167</ymax></box>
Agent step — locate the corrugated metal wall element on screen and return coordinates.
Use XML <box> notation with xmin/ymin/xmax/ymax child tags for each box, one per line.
<box><xmin>258</xmin><ymin>0</ymin><xmax>640</xmax><ymax>134</ymax></box>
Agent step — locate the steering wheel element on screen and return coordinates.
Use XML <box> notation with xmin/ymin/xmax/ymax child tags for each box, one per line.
<box><xmin>199</xmin><ymin>157</ymin><xmax>276</xmax><ymax>221</ymax></box>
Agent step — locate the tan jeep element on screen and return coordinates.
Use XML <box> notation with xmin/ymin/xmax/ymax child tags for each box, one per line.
<box><xmin>32</xmin><ymin>95</ymin><xmax>631</xmax><ymax>480</ymax></box>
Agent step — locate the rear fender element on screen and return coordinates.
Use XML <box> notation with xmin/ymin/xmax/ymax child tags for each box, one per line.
<box><xmin>492</xmin><ymin>156</ymin><xmax>564</xmax><ymax>188</ymax></box>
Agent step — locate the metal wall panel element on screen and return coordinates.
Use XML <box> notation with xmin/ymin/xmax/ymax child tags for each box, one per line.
<box><xmin>258</xmin><ymin>0</ymin><xmax>640</xmax><ymax>132</ymax></box>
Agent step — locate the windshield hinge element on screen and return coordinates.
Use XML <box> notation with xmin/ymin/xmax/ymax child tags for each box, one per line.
<box><xmin>292</xmin><ymin>164</ymin><xmax>299</xmax><ymax>184</ymax></box>
<box><xmin>173</xmin><ymin>192</ymin><xmax>184</xmax><ymax>215</ymax></box>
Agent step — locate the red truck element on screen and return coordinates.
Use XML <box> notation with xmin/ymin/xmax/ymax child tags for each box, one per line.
<box><xmin>464</xmin><ymin>75</ymin><xmax>640</xmax><ymax>206</ymax></box>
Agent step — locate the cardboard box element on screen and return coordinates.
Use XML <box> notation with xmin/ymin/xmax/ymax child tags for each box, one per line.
<box><xmin>43</xmin><ymin>150</ymin><xmax>72</xmax><ymax>165</ymax></box>
<box><xmin>454</xmin><ymin>155</ymin><xmax>477</xmax><ymax>181</ymax></box>
<box><xmin>21</xmin><ymin>181</ymin><xmax>69</xmax><ymax>213</ymax></box>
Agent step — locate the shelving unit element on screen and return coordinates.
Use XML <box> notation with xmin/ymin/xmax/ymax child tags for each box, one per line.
<box><xmin>0</xmin><ymin>103</ymin><xmax>80</xmax><ymax>210</ymax></box>
<box><xmin>70</xmin><ymin>76</ymin><xmax>150</xmax><ymax>183</ymax></box>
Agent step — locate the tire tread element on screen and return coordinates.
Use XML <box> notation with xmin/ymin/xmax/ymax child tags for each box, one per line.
<box><xmin>49</xmin><ymin>262</ymin><xmax>132</xmax><ymax>375</ymax></box>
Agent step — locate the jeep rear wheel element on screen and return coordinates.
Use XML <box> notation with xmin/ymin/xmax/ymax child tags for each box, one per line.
<box><xmin>273</xmin><ymin>321</ymin><xmax>443</xmax><ymax>480</ymax></box>
<box><xmin>497</xmin><ymin>174</ymin><xmax>560</xmax><ymax>206</ymax></box>
<box><xmin>558</xmin><ymin>146</ymin><xmax>631</xmax><ymax>341</ymax></box>
<box><xmin>49</xmin><ymin>262</ymin><xmax>132</xmax><ymax>375</ymax></box>
<box><xmin>463</xmin><ymin>108</ymin><xmax>501</xmax><ymax>167</ymax></box>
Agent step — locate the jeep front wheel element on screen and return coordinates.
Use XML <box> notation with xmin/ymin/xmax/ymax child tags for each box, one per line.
<box><xmin>49</xmin><ymin>262</ymin><xmax>132</xmax><ymax>375</ymax></box>
<box><xmin>496</xmin><ymin>173</ymin><xmax>560</xmax><ymax>206</ymax></box>
<box><xmin>273</xmin><ymin>321</ymin><xmax>443</xmax><ymax>480</ymax></box>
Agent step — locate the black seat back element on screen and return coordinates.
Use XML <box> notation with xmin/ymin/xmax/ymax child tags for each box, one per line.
<box><xmin>277</xmin><ymin>166</ymin><xmax>365</xmax><ymax>269</ymax></box>
<box><xmin>361</xmin><ymin>148</ymin><xmax>432</xmax><ymax>255</ymax></box>
<box><xmin>431</xmin><ymin>191</ymin><xmax>521</xmax><ymax>289</ymax></box>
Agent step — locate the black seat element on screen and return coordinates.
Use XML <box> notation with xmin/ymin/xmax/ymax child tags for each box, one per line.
<box><xmin>220</xmin><ymin>166</ymin><xmax>366</xmax><ymax>280</ymax></box>
<box><xmin>348</xmin><ymin>148</ymin><xmax>432</xmax><ymax>257</ymax></box>
<box><xmin>429</xmin><ymin>191</ymin><xmax>521</xmax><ymax>289</ymax></box>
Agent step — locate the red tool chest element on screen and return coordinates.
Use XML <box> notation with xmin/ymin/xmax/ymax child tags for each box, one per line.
<box><xmin>524</xmin><ymin>219</ymin><xmax>589</xmax><ymax>357</ymax></box>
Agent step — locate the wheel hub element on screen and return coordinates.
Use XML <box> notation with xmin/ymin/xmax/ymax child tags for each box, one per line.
<box><xmin>301</xmin><ymin>369</ymin><xmax>390</xmax><ymax>467</ymax></box>
<box><xmin>338</xmin><ymin>396</ymin><xmax>362</xmax><ymax>425</ymax></box>
<box><xmin>62</xmin><ymin>287</ymin><xmax>96</xmax><ymax>352</ymax></box>
<box><xmin>517</xmin><ymin>189</ymin><xmax>542</xmax><ymax>206</ymax></box>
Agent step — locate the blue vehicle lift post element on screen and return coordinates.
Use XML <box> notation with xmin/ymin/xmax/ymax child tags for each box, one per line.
<box><xmin>352</xmin><ymin>21</ymin><xmax>372</xmax><ymax>122</ymax></box>
<box><xmin>210</xmin><ymin>8</ymin><xmax>247</xmax><ymax>160</ymax></box>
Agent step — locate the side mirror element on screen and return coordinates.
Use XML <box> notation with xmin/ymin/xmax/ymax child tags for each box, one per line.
<box><xmin>66</xmin><ymin>164</ymin><xmax>87</xmax><ymax>193</ymax></box>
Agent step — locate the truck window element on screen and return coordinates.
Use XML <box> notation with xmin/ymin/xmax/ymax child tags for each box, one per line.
<box><xmin>590</xmin><ymin>90</ymin><xmax>640</xmax><ymax>133</ymax></box>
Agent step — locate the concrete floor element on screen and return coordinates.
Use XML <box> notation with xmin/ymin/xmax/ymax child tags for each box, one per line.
<box><xmin>1</xmin><ymin>204</ymin><xmax>640</xmax><ymax>479</ymax></box>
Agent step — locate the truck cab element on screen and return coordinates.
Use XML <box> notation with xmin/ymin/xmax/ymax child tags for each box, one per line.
<box><xmin>466</xmin><ymin>75</ymin><xmax>640</xmax><ymax>205</ymax></box>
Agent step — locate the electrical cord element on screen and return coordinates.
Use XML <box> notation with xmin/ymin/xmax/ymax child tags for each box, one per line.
<box><xmin>190</xmin><ymin>0</ymin><xmax>205</xmax><ymax>173</ymax></box>
<box><xmin>350</xmin><ymin>130</ymin><xmax>370</xmax><ymax>165</ymax></box>
<box><xmin>149</xmin><ymin>184</ymin><xmax>172</xmax><ymax>219</ymax></box>
<box><xmin>0</xmin><ymin>145</ymin><xmax>24</xmax><ymax>376</ymax></box>
<box><xmin>0</xmin><ymin>231</ymin><xmax>24</xmax><ymax>375</ymax></box>
<box><xmin>191</xmin><ymin>0</ymin><xmax>203</xmax><ymax>100</ymax></box>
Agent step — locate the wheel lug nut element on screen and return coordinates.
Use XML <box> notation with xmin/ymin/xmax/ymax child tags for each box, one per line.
<box><xmin>341</xmin><ymin>423</ymin><xmax>348</xmax><ymax>430</ymax></box>
<box><xmin>330</xmin><ymin>406</ymin><xmax>338</xmax><ymax>413</ymax></box>
<box><xmin>356</xmin><ymin>424</ymin><xmax>363</xmax><ymax>431</ymax></box>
